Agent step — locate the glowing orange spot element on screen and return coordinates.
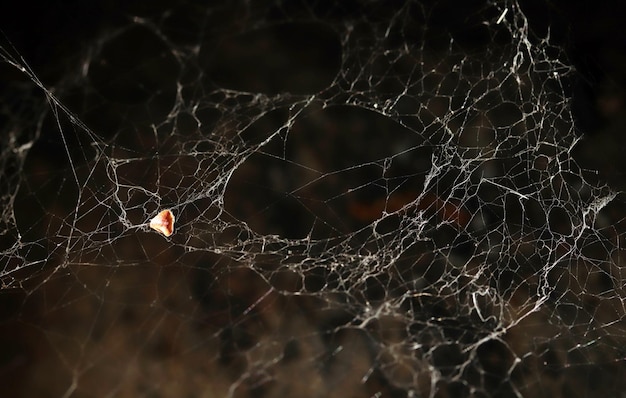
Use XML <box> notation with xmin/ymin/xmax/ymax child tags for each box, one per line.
<box><xmin>150</xmin><ymin>209</ymin><xmax>175</xmax><ymax>237</ymax></box>
<box><xmin>347</xmin><ymin>192</ymin><xmax>470</xmax><ymax>229</ymax></box>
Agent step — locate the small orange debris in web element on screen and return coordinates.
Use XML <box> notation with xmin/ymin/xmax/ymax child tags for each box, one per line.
<box><xmin>150</xmin><ymin>209</ymin><xmax>175</xmax><ymax>237</ymax></box>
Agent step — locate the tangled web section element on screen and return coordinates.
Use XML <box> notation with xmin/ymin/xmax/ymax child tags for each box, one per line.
<box><xmin>0</xmin><ymin>0</ymin><xmax>625</xmax><ymax>397</ymax></box>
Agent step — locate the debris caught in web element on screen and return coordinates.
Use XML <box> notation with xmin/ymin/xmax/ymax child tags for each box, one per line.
<box><xmin>149</xmin><ymin>209</ymin><xmax>175</xmax><ymax>237</ymax></box>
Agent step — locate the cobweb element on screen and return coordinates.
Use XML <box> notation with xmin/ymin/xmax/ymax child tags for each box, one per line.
<box><xmin>1</xmin><ymin>0</ymin><xmax>626</xmax><ymax>397</ymax></box>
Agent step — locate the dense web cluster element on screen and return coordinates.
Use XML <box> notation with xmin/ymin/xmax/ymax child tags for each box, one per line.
<box><xmin>1</xmin><ymin>0</ymin><xmax>626</xmax><ymax>396</ymax></box>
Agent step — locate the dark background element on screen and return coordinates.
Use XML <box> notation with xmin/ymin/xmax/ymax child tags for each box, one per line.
<box><xmin>2</xmin><ymin>1</ymin><xmax>626</xmax><ymax>397</ymax></box>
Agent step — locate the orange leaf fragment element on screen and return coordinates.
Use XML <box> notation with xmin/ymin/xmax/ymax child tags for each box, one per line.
<box><xmin>150</xmin><ymin>209</ymin><xmax>175</xmax><ymax>237</ymax></box>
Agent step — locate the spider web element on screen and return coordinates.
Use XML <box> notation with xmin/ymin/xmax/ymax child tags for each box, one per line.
<box><xmin>1</xmin><ymin>0</ymin><xmax>626</xmax><ymax>396</ymax></box>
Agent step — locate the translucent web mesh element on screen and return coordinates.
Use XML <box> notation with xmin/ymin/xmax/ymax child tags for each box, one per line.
<box><xmin>1</xmin><ymin>0</ymin><xmax>625</xmax><ymax>397</ymax></box>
